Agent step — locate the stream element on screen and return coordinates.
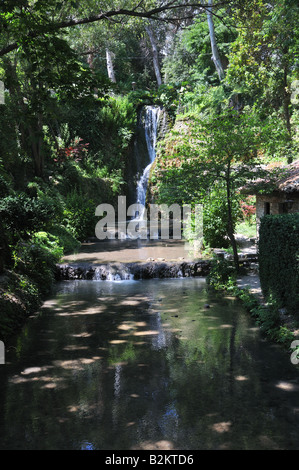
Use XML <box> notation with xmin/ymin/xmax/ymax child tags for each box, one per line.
<box><xmin>1</xmin><ymin>277</ymin><xmax>299</xmax><ymax>450</ymax></box>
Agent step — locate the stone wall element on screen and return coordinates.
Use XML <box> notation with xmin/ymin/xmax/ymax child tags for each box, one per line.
<box><xmin>256</xmin><ymin>192</ymin><xmax>299</xmax><ymax>235</ymax></box>
<box><xmin>55</xmin><ymin>260</ymin><xmax>212</xmax><ymax>281</ymax></box>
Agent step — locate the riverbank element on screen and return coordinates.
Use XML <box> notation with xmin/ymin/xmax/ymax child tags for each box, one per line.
<box><xmin>0</xmin><ymin>270</ymin><xmax>42</xmax><ymax>342</ymax></box>
<box><xmin>209</xmin><ymin>266</ymin><xmax>298</xmax><ymax>351</ymax></box>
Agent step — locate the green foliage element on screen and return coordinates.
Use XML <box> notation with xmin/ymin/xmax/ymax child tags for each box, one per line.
<box><xmin>0</xmin><ymin>271</ymin><xmax>41</xmax><ymax>341</ymax></box>
<box><xmin>203</xmin><ymin>187</ymin><xmax>241</xmax><ymax>248</ymax></box>
<box><xmin>207</xmin><ymin>261</ymin><xmax>295</xmax><ymax>349</ymax></box>
<box><xmin>48</xmin><ymin>224</ymin><xmax>80</xmax><ymax>254</ymax></box>
<box><xmin>236</xmin><ymin>287</ymin><xmax>294</xmax><ymax>347</ymax></box>
<box><xmin>0</xmin><ymin>174</ymin><xmax>12</xmax><ymax>198</ymax></box>
<box><xmin>12</xmin><ymin>231</ymin><xmax>63</xmax><ymax>296</ymax></box>
<box><xmin>226</xmin><ymin>0</ymin><xmax>299</xmax><ymax>158</ymax></box>
<box><xmin>207</xmin><ymin>257</ymin><xmax>237</xmax><ymax>290</ymax></box>
<box><xmin>259</xmin><ymin>214</ymin><xmax>299</xmax><ymax>314</ymax></box>
<box><xmin>162</xmin><ymin>14</ymin><xmax>236</xmax><ymax>86</ymax></box>
<box><xmin>0</xmin><ymin>192</ymin><xmax>56</xmax><ymax>239</ymax></box>
<box><xmin>154</xmin><ymin>107</ymin><xmax>262</xmax><ymax>252</ymax></box>
<box><xmin>63</xmin><ymin>190</ymin><xmax>97</xmax><ymax>241</ymax></box>
<box><xmin>64</xmin><ymin>94</ymin><xmax>136</xmax><ymax>175</ymax></box>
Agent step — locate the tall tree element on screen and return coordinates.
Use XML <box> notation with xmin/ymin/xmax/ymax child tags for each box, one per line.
<box><xmin>206</xmin><ymin>0</ymin><xmax>225</xmax><ymax>81</ymax></box>
<box><xmin>1</xmin><ymin>33</ymin><xmax>104</xmax><ymax>177</ymax></box>
<box><xmin>0</xmin><ymin>1</ymin><xmax>236</xmax><ymax>59</ymax></box>
<box><xmin>226</xmin><ymin>0</ymin><xmax>299</xmax><ymax>161</ymax></box>
<box><xmin>145</xmin><ymin>20</ymin><xmax>162</xmax><ymax>86</ymax></box>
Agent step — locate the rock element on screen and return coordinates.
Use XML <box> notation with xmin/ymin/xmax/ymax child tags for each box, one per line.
<box><xmin>279</xmin><ymin>308</ymin><xmax>287</xmax><ymax>316</ymax></box>
<box><xmin>56</xmin><ymin>259</ymin><xmax>212</xmax><ymax>281</ymax></box>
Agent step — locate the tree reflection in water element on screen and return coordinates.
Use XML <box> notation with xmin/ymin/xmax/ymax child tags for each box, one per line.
<box><xmin>1</xmin><ymin>278</ymin><xmax>299</xmax><ymax>450</ymax></box>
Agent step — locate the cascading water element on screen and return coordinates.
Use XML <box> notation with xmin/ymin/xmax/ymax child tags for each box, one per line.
<box><xmin>134</xmin><ymin>105</ymin><xmax>161</xmax><ymax>220</ymax></box>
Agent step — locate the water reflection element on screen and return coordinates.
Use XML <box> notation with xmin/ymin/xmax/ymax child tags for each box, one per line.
<box><xmin>0</xmin><ymin>278</ymin><xmax>299</xmax><ymax>450</ymax></box>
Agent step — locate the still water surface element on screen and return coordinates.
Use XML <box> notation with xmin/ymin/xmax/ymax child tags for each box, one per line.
<box><xmin>1</xmin><ymin>278</ymin><xmax>299</xmax><ymax>450</ymax></box>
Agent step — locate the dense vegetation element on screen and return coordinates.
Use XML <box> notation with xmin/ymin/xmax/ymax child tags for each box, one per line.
<box><xmin>259</xmin><ymin>214</ymin><xmax>299</xmax><ymax>314</ymax></box>
<box><xmin>0</xmin><ymin>0</ymin><xmax>298</xmax><ymax>340</ymax></box>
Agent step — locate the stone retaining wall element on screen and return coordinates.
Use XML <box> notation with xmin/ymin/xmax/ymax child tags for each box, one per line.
<box><xmin>55</xmin><ymin>260</ymin><xmax>212</xmax><ymax>281</ymax></box>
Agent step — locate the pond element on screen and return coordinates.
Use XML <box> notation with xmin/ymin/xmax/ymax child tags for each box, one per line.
<box><xmin>1</xmin><ymin>277</ymin><xmax>299</xmax><ymax>450</ymax></box>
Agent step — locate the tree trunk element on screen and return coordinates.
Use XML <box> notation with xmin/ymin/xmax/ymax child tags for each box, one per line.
<box><xmin>106</xmin><ymin>48</ymin><xmax>116</xmax><ymax>83</ymax></box>
<box><xmin>145</xmin><ymin>22</ymin><xmax>162</xmax><ymax>87</ymax></box>
<box><xmin>29</xmin><ymin>113</ymin><xmax>44</xmax><ymax>177</ymax></box>
<box><xmin>4</xmin><ymin>59</ymin><xmax>44</xmax><ymax>177</ymax></box>
<box><xmin>87</xmin><ymin>52</ymin><xmax>99</xmax><ymax>96</ymax></box>
<box><xmin>206</xmin><ymin>0</ymin><xmax>225</xmax><ymax>81</ymax></box>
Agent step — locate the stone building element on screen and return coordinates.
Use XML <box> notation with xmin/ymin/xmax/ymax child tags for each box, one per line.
<box><xmin>244</xmin><ymin>160</ymin><xmax>299</xmax><ymax>236</ymax></box>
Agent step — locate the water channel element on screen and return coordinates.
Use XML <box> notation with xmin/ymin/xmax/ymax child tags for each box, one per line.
<box><xmin>1</xmin><ymin>277</ymin><xmax>299</xmax><ymax>450</ymax></box>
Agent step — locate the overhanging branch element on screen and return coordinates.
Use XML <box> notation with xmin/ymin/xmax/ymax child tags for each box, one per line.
<box><xmin>0</xmin><ymin>1</ymin><xmax>233</xmax><ymax>58</ymax></box>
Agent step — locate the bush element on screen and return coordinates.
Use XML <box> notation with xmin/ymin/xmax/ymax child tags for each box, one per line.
<box><xmin>12</xmin><ymin>232</ymin><xmax>63</xmax><ymax>296</ymax></box>
<box><xmin>203</xmin><ymin>188</ymin><xmax>240</xmax><ymax>248</ymax></box>
<box><xmin>64</xmin><ymin>190</ymin><xmax>97</xmax><ymax>241</ymax></box>
<box><xmin>49</xmin><ymin>224</ymin><xmax>80</xmax><ymax>254</ymax></box>
<box><xmin>206</xmin><ymin>257</ymin><xmax>236</xmax><ymax>290</ymax></box>
<box><xmin>259</xmin><ymin>214</ymin><xmax>299</xmax><ymax>314</ymax></box>
<box><xmin>0</xmin><ymin>174</ymin><xmax>12</xmax><ymax>198</ymax></box>
<box><xmin>0</xmin><ymin>272</ymin><xmax>41</xmax><ymax>341</ymax></box>
<box><xmin>0</xmin><ymin>192</ymin><xmax>56</xmax><ymax>239</ymax></box>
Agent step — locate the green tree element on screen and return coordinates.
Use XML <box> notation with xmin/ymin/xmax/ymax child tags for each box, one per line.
<box><xmin>194</xmin><ymin>109</ymin><xmax>267</xmax><ymax>270</ymax></box>
<box><xmin>155</xmin><ymin>107</ymin><xmax>268</xmax><ymax>269</ymax></box>
<box><xmin>162</xmin><ymin>9</ymin><xmax>236</xmax><ymax>86</ymax></box>
<box><xmin>1</xmin><ymin>30</ymin><xmax>107</xmax><ymax>177</ymax></box>
<box><xmin>226</xmin><ymin>0</ymin><xmax>299</xmax><ymax>161</ymax></box>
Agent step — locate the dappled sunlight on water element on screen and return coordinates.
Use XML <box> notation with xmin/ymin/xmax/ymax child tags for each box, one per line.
<box><xmin>1</xmin><ymin>278</ymin><xmax>299</xmax><ymax>450</ymax></box>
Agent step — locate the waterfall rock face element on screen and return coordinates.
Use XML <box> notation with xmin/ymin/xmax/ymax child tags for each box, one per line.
<box><xmin>135</xmin><ymin>106</ymin><xmax>161</xmax><ymax>218</ymax></box>
<box><xmin>125</xmin><ymin>105</ymin><xmax>170</xmax><ymax>208</ymax></box>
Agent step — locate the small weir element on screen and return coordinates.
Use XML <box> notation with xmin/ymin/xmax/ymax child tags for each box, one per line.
<box><xmin>55</xmin><ymin>259</ymin><xmax>211</xmax><ymax>281</ymax></box>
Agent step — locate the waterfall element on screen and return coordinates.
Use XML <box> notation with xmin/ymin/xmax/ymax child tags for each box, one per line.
<box><xmin>135</xmin><ymin>105</ymin><xmax>161</xmax><ymax>219</ymax></box>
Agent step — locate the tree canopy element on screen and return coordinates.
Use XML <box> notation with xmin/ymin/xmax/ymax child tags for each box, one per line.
<box><xmin>0</xmin><ymin>0</ymin><xmax>298</xmax><ymax>282</ymax></box>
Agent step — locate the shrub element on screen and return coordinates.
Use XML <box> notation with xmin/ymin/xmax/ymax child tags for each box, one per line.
<box><xmin>0</xmin><ymin>174</ymin><xmax>11</xmax><ymax>198</ymax></box>
<box><xmin>64</xmin><ymin>190</ymin><xmax>97</xmax><ymax>241</ymax></box>
<box><xmin>0</xmin><ymin>193</ymin><xmax>56</xmax><ymax>239</ymax></box>
<box><xmin>203</xmin><ymin>188</ymin><xmax>241</xmax><ymax>248</ymax></box>
<box><xmin>259</xmin><ymin>214</ymin><xmax>299</xmax><ymax>314</ymax></box>
<box><xmin>12</xmin><ymin>232</ymin><xmax>63</xmax><ymax>296</ymax></box>
<box><xmin>49</xmin><ymin>224</ymin><xmax>80</xmax><ymax>254</ymax></box>
<box><xmin>206</xmin><ymin>257</ymin><xmax>236</xmax><ymax>290</ymax></box>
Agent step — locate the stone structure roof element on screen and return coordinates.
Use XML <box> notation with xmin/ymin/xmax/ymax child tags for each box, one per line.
<box><xmin>277</xmin><ymin>160</ymin><xmax>299</xmax><ymax>192</ymax></box>
<box><xmin>241</xmin><ymin>160</ymin><xmax>299</xmax><ymax>194</ymax></box>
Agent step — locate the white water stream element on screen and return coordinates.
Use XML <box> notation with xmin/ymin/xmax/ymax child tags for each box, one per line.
<box><xmin>134</xmin><ymin>105</ymin><xmax>161</xmax><ymax>220</ymax></box>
